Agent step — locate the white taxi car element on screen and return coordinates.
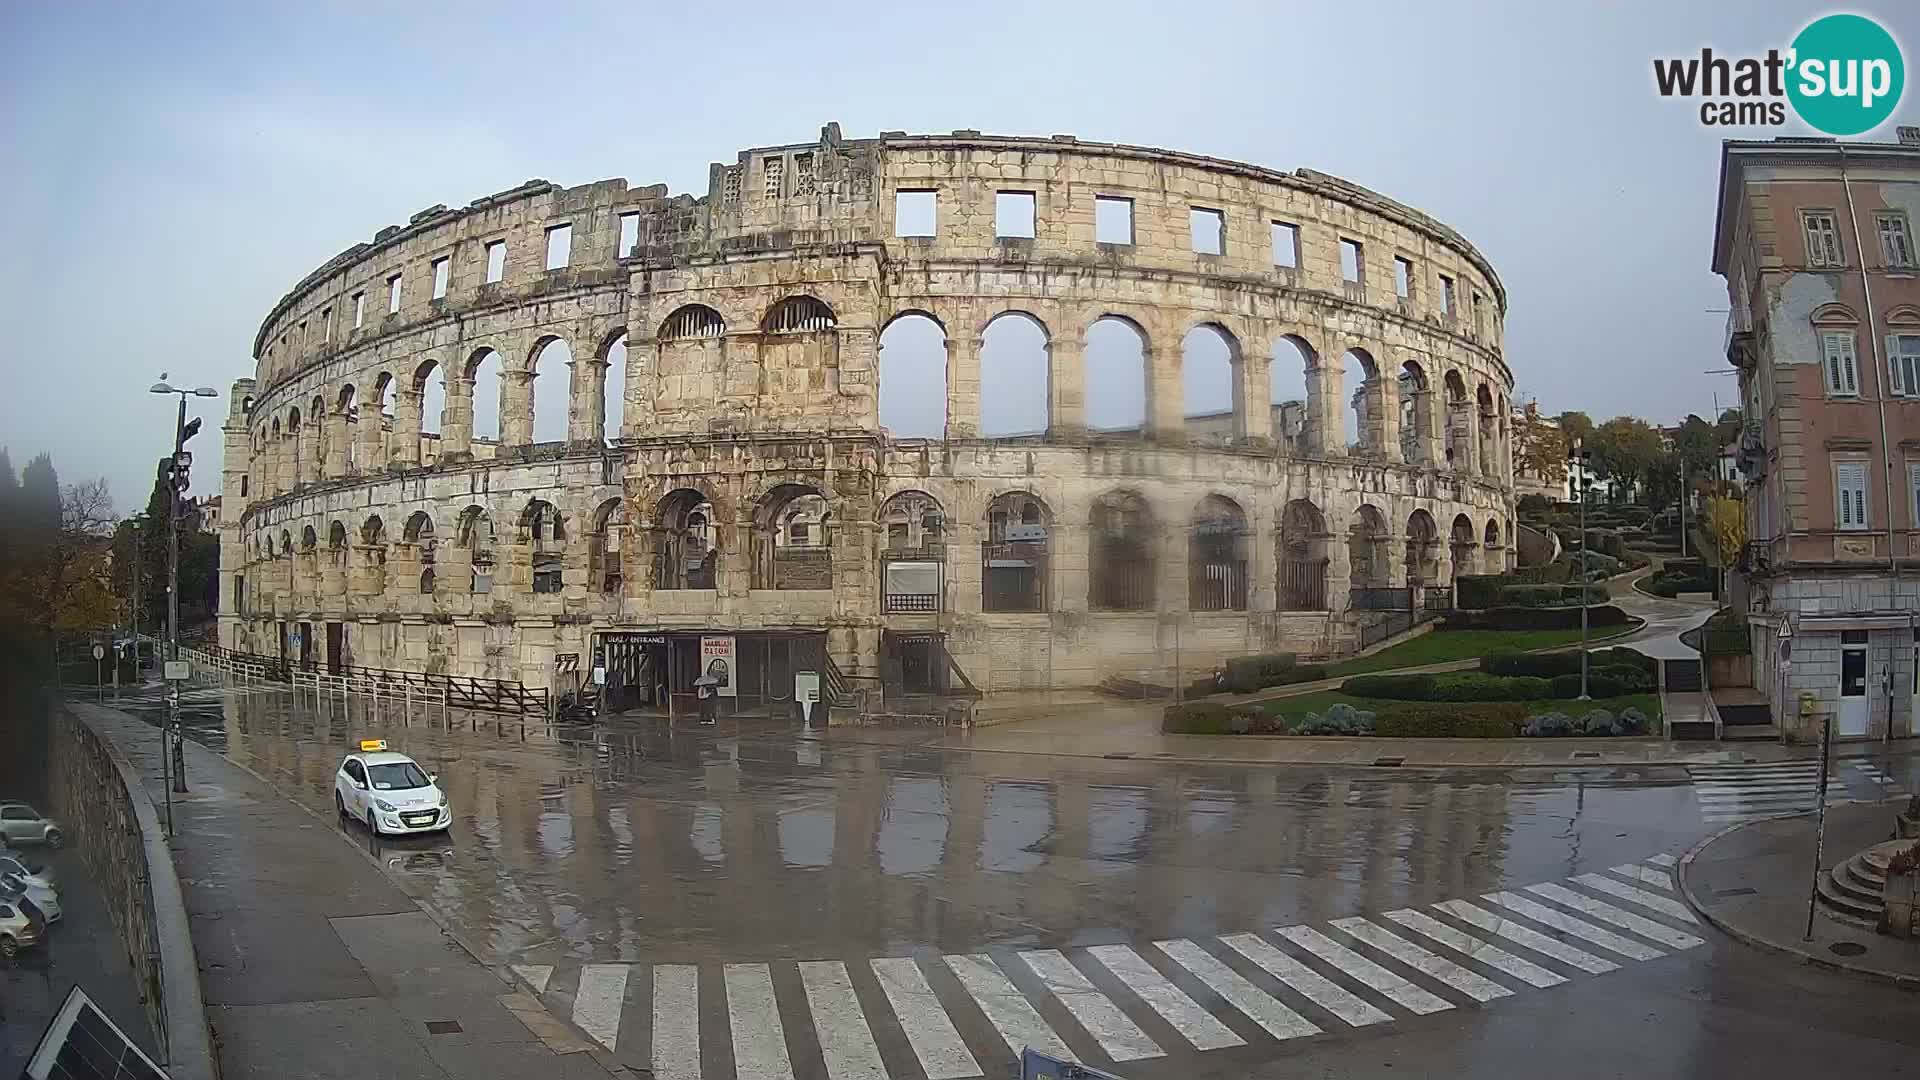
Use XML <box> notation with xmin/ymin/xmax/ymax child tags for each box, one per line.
<box><xmin>333</xmin><ymin>740</ymin><xmax>450</xmax><ymax>836</ymax></box>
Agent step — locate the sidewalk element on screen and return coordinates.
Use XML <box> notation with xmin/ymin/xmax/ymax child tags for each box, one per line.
<box><xmin>1679</xmin><ymin>798</ymin><xmax>1920</xmax><ymax>987</ymax></box>
<box><xmin>68</xmin><ymin>702</ymin><xmax>623</xmax><ymax>1080</ymax></box>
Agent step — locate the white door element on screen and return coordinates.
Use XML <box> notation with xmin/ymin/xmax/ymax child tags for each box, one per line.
<box><xmin>1838</xmin><ymin>641</ymin><xmax>1870</xmax><ymax>737</ymax></box>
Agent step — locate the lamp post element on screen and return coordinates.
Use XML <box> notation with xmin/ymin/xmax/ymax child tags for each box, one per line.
<box><xmin>1568</xmin><ymin>438</ymin><xmax>1592</xmax><ymax>700</ymax></box>
<box><xmin>151</xmin><ymin>377</ymin><xmax>219</xmax><ymax>813</ymax></box>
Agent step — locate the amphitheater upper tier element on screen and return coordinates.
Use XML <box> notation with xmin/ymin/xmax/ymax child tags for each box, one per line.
<box><xmin>222</xmin><ymin>123</ymin><xmax>1517</xmax><ymax>705</ymax></box>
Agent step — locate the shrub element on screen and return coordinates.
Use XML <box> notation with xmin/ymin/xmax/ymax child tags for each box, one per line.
<box><xmin>1579</xmin><ymin>709</ymin><xmax>1619</xmax><ymax>736</ymax></box>
<box><xmin>1341</xmin><ymin>673</ymin><xmax>1437</xmax><ymax>699</ymax></box>
<box><xmin>1517</xmin><ymin>493</ymin><xmax>1555</xmax><ymax>517</ymax></box>
<box><xmin>1455</xmin><ymin>574</ymin><xmax>1508</xmax><ymax>611</ymax></box>
<box><xmin>1594</xmin><ymin>664</ymin><xmax>1654</xmax><ymax>692</ymax></box>
<box><xmin>1344</xmin><ymin>672</ymin><xmax>1553</xmax><ymax>702</ymax></box>
<box><xmin>1162</xmin><ymin>701</ymin><xmax>1231</xmax><ymax>733</ymax></box>
<box><xmin>1445</xmin><ymin>605</ymin><xmax>1630</xmax><ymax>631</ymax></box>
<box><xmin>1523</xmin><ymin>711</ymin><xmax>1575</xmax><ymax>736</ymax></box>
<box><xmin>1500</xmin><ymin>583</ymin><xmax>1570</xmax><ymax>608</ymax></box>
<box><xmin>1548</xmin><ymin>672</ymin><xmax>1629</xmax><ymax>699</ymax></box>
<box><xmin>1483</xmin><ymin>645</ymin><xmax>1656</xmax><ymax>680</ymax></box>
<box><xmin>1373</xmin><ymin>703</ymin><xmax>1524</xmax><ymax>738</ymax></box>
<box><xmin>1295</xmin><ymin>703</ymin><xmax>1376</xmax><ymax>736</ymax></box>
<box><xmin>1618</xmin><ymin>706</ymin><xmax>1648</xmax><ymax>735</ymax></box>
<box><xmin>1219</xmin><ymin>655</ymin><xmax>1325</xmax><ymax>694</ymax></box>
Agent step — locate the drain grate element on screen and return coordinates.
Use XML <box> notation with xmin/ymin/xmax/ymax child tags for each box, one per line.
<box><xmin>1103</xmin><ymin>752</ymin><xmax>1135</xmax><ymax>760</ymax></box>
<box><xmin>1571</xmin><ymin>750</ymin><xmax>1601</xmax><ymax>759</ymax></box>
<box><xmin>1372</xmin><ymin>757</ymin><xmax>1404</xmax><ymax>767</ymax></box>
<box><xmin>425</xmin><ymin>1021</ymin><xmax>464</xmax><ymax>1035</ymax></box>
<box><xmin>1715</xmin><ymin>886</ymin><xmax>1757</xmax><ymax>898</ymax></box>
<box><xmin>1829</xmin><ymin>941</ymin><xmax>1867</xmax><ymax>957</ymax></box>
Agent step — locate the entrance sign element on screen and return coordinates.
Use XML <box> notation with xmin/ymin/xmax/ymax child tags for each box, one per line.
<box><xmin>164</xmin><ymin>660</ymin><xmax>190</xmax><ymax>681</ymax></box>
<box><xmin>795</xmin><ymin>671</ymin><xmax>821</xmax><ymax>724</ymax></box>
<box><xmin>700</xmin><ymin>635</ymin><xmax>737</xmax><ymax>697</ymax></box>
<box><xmin>92</xmin><ymin>644</ymin><xmax>106</xmax><ymax>661</ymax></box>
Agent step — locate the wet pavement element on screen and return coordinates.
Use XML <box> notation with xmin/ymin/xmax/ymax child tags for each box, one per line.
<box><xmin>102</xmin><ymin>683</ymin><xmax>1920</xmax><ymax>1079</ymax></box>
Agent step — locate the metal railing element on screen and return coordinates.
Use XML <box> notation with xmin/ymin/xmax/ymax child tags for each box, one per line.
<box><xmin>186</xmin><ymin>642</ymin><xmax>548</xmax><ymax>715</ymax></box>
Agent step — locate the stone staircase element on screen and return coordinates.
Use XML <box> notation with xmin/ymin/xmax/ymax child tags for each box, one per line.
<box><xmin>1815</xmin><ymin>840</ymin><xmax>1906</xmax><ymax>928</ymax></box>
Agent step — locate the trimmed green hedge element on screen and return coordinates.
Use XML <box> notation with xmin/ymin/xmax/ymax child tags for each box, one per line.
<box><xmin>1482</xmin><ymin>646</ymin><xmax>1656</xmax><ymax>679</ymax></box>
<box><xmin>1221</xmin><ymin>654</ymin><xmax>1326</xmax><ymax>695</ymax></box>
<box><xmin>1162</xmin><ymin>701</ymin><xmax>1282</xmax><ymax>734</ymax></box>
<box><xmin>1373</xmin><ymin>704</ymin><xmax>1523</xmax><ymax>738</ymax></box>
<box><xmin>1548</xmin><ymin>672</ymin><xmax>1630</xmax><ymax>698</ymax></box>
<box><xmin>1445</xmin><ymin>605</ymin><xmax>1631</xmax><ymax>631</ymax></box>
<box><xmin>1343</xmin><ymin>664</ymin><xmax>1647</xmax><ymax>702</ymax></box>
<box><xmin>1456</xmin><ymin>574</ymin><xmax>1604</xmax><ymax>611</ymax></box>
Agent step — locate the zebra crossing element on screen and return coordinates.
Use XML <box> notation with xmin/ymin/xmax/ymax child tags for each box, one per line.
<box><xmin>1689</xmin><ymin>759</ymin><xmax>1911</xmax><ymax>824</ymax></box>
<box><xmin>510</xmin><ymin>857</ymin><xmax>1700</xmax><ymax>1078</ymax></box>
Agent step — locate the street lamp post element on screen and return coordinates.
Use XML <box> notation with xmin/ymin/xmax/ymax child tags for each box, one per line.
<box><xmin>151</xmin><ymin>377</ymin><xmax>219</xmax><ymax>810</ymax></box>
<box><xmin>1569</xmin><ymin>438</ymin><xmax>1592</xmax><ymax>700</ymax></box>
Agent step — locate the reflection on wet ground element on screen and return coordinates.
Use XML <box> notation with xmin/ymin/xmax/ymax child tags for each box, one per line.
<box><xmin>108</xmin><ymin>685</ymin><xmax>1899</xmax><ymax>970</ymax></box>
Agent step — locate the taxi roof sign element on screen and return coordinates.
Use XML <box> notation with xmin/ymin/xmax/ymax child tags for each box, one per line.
<box><xmin>358</xmin><ymin>739</ymin><xmax>388</xmax><ymax>752</ymax></box>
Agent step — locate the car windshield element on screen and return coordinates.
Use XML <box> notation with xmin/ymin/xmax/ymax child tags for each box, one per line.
<box><xmin>366</xmin><ymin>762</ymin><xmax>431</xmax><ymax>791</ymax></box>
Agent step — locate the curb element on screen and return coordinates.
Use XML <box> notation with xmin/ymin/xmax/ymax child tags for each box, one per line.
<box><xmin>61</xmin><ymin>703</ymin><xmax>219</xmax><ymax>1080</ymax></box>
<box><xmin>95</xmin><ymin>703</ymin><xmax>634</xmax><ymax>1077</ymax></box>
<box><xmin>1676</xmin><ymin>800</ymin><xmax>1920</xmax><ymax>991</ymax></box>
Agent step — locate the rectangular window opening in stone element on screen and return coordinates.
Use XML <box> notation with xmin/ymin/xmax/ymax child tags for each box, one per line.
<box><xmin>545</xmin><ymin>223</ymin><xmax>572</xmax><ymax>270</ymax></box>
<box><xmin>1803</xmin><ymin>210</ymin><xmax>1843</xmax><ymax>267</ymax></box>
<box><xmin>618</xmin><ymin>212</ymin><xmax>639</xmax><ymax>256</ymax></box>
<box><xmin>431</xmin><ymin>256</ymin><xmax>449</xmax><ymax>299</ymax></box>
<box><xmin>298</xmin><ymin>318</ymin><xmax>308</xmax><ymax>342</ymax></box>
<box><xmin>352</xmin><ymin>291</ymin><xmax>364</xmax><ymax>327</ymax></box>
<box><xmin>1878</xmin><ymin>212</ymin><xmax>1914</xmax><ymax>268</ymax></box>
<box><xmin>793</xmin><ymin>153</ymin><xmax>816</xmax><ymax>196</ymax></box>
<box><xmin>1095</xmin><ymin>196</ymin><xmax>1133</xmax><ymax>244</ymax></box>
<box><xmin>386</xmin><ymin>273</ymin><xmax>402</xmax><ymax>314</ymax></box>
<box><xmin>1339</xmin><ymin>238</ymin><xmax>1364</xmax><ymax>283</ymax></box>
<box><xmin>1190</xmin><ymin>207</ymin><xmax>1225</xmax><ymax>255</ymax></box>
<box><xmin>996</xmin><ymin>191</ymin><xmax>1036</xmax><ymax>239</ymax></box>
<box><xmin>763</xmin><ymin>156</ymin><xmax>784</xmax><ymax>199</ymax></box>
<box><xmin>485</xmin><ymin>240</ymin><xmax>506</xmax><ymax>283</ymax></box>
<box><xmin>320</xmin><ymin>306</ymin><xmax>331</xmax><ymax>341</ymax></box>
<box><xmin>1394</xmin><ymin>256</ymin><xmax>1414</xmax><ymax>298</ymax></box>
<box><xmin>1271</xmin><ymin>221</ymin><xmax>1298</xmax><ymax>267</ymax></box>
<box><xmin>1439</xmin><ymin>274</ymin><xmax>1456</xmax><ymax>316</ymax></box>
<box><xmin>1822</xmin><ymin>331</ymin><xmax>1859</xmax><ymax>396</ymax></box>
<box><xmin>895</xmin><ymin>190</ymin><xmax>936</xmax><ymax>237</ymax></box>
<box><xmin>1473</xmin><ymin>290</ymin><xmax>1486</xmax><ymax>336</ymax></box>
<box><xmin>722</xmin><ymin>166</ymin><xmax>742</xmax><ymax>207</ymax></box>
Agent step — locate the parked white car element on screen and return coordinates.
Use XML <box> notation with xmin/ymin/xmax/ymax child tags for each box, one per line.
<box><xmin>332</xmin><ymin>741</ymin><xmax>449</xmax><ymax>836</ymax></box>
<box><xmin>1</xmin><ymin>872</ymin><xmax>59</xmax><ymax>923</ymax></box>
<box><xmin>0</xmin><ymin>853</ymin><xmax>54</xmax><ymax>891</ymax></box>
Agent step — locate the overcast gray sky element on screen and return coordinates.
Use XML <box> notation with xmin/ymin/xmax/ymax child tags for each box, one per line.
<box><xmin>3</xmin><ymin>1</ymin><xmax>1910</xmax><ymax>513</ymax></box>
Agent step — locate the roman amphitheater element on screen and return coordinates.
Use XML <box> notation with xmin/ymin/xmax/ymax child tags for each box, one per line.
<box><xmin>219</xmin><ymin>124</ymin><xmax>1516</xmax><ymax>715</ymax></box>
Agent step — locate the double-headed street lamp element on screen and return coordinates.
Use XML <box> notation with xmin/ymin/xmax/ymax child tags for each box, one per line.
<box><xmin>150</xmin><ymin>377</ymin><xmax>218</xmax><ymax>820</ymax></box>
<box><xmin>1567</xmin><ymin>437</ymin><xmax>1594</xmax><ymax>700</ymax></box>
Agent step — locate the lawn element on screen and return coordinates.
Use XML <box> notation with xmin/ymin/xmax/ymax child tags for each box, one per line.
<box><xmin>1326</xmin><ymin>627</ymin><xmax>1638</xmax><ymax>677</ymax></box>
<box><xmin>1252</xmin><ymin>691</ymin><xmax>1662</xmax><ymax>726</ymax></box>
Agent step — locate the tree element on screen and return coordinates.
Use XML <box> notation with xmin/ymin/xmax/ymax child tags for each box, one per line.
<box><xmin>0</xmin><ymin>475</ymin><xmax>120</xmax><ymax>647</ymax></box>
<box><xmin>1512</xmin><ymin>407</ymin><xmax>1569</xmax><ymax>487</ymax></box>
<box><xmin>113</xmin><ymin>456</ymin><xmax>219</xmax><ymax>631</ymax></box>
<box><xmin>1554</xmin><ymin>411</ymin><xmax>1595</xmax><ymax>447</ymax></box>
<box><xmin>1714</xmin><ymin>407</ymin><xmax>1745</xmax><ymax>447</ymax></box>
<box><xmin>20</xmin><ymin>452</ymin><xmax>61</xmax><ymax>541</ymax></box>
<box><xmin>1589</xmin><ymin>416</ymin><xmax>1665</xmax><ymax>502</ymax></box>
<box><xmin>1706</xmin><ymin>495</ymin><xmax>1746</xmax><ymax>570</ymax></box>
<box><xmin>1672</xmin><ymin>414</ymin><xmax>1718</xmax><ymax>481</ymax></box>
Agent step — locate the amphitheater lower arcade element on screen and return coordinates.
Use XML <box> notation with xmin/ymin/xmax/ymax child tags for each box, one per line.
<box><xmin>222</xmin><ymin>126</ymin><xmax>1516</xmax><ymax>708</ymax></box>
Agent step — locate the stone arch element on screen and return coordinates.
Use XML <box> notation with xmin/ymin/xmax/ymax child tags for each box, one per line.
<box><xmin>1270</xmin><ymin>333</ymin><xmax>1318</xmax><ymax>453</ymax></box>
<box><xmin>753</xmin><ymin>483</ymin><xmax>833</xmax><ymax>590</ymax></box>
<box><xmin>1085</xmin><ymin>314</ymin><xmax>1149</xmax><ymax>435</ymax></box>
<box><xmin>1449</xmin><ymin>512</ymin><xmax>1478</xmax><ymax>579</ymax></box>
<box><xmin>878</xmin><ymin>310</ymin><xmax>947</xmax><ymax>439</ymax></box>
<box><xmin>983</xmin><ymin>490</ymin><xmax>1051</xmax><ymax>612</ymax></box>
<box><xmin>458</xmin><ymin>505</ymin><xmax>496</xmax><ymax>594</ymax></box>
<box><xmin>1476</xmin><ymin>382</ymin><xmax>1497</xmax><ymax>477</ymax></box>
<box><xmin>1442</xmin><ymin>370</ymin><xmax>1470</xmax><ymax>470</ymax></box>
<box><xmin>762</xmin><ymin>295</ymin><xmax>837</xmax><ymax>334</ymax></box>
<box><xmin>601</xmin><ymin>332</ymin><xmax>628</xmax><ymax>444</ymax></box>
<box><xmin>1089</xmin><ymin>489</ymin><xmax>1155</xmax><ymax>611</ymax></box>
<box><xmin>360</xmin><ymin>514</ymin><xmax>385</xmax><ymax>546</ymax></box>
<box><xmin>414</xmin><ymin>358</ymin><xmax>446</xmax><ymax>437</ymax></box>
<box><xmin>1341</xmin><ymin>347</ymin><xmax>1383</xmax><ymax>454</ymax></box>
<box><xmin>467</xmin><ymin>348</ymin><xmax>505</xmax><ymax>443</ymax></box>
<box><xmin>403</xmin><ymin>510</ymin><xmax>435</xmax><ymax>543</ymax></box>
<box><xmin>278</xmin><ymin>529</ymin><xmax>292</xmax><ymax>556</ymax></box>
<box><xmin>1279</xmin><ymin>498</ymin><xmax>1330</xmax><ymax>610</ymax></box>
<box><xmin>529</xmin><ymin>336</ymin><xmax>572</xmax><ymax>444</ymax></box>
<box><xmin>1348</xmin><ymin>504</ymin><xmax>1390</xmax><ymax>589</ymax></box>
<box><xmin>653</xmin><ymin>488</ymin><xmax>717</xmax><ymax>591</ymax></box>
<box><xmin>1485</xmin><ymin>516</ymin><xmax>1502</xmax><ymax>549</ymax></box>
<box><xmin>980</xmin><ymin>311</ymin><xmax>1050</xmax><ymax>437</ymax></box>
<box><xmin>1405</xmin><ymin>508</ymin><xmax>1440</xmax><ymax>585</ymax></box>
<box><xmin>660</xmin><ymin>303</ymin><xmax>726</xmax><ymax>341</ymax></box>
<box><xmin>879</xmin><ymin>490</ymin><xmax>945</xmax><ymax>553</ymax></box>
<box><xmin>301</xmin><ymin>524</ymin><xmax>317</xmax><ymax>550</ymax></box>
<box><xmin>879</xmin><ymin>490</ymin><xmax>945</xmax><ymax>613</ymax></box>
<box><xmin>1182</xmin><ymin>322</ymin><xmax>1243</xmax><ymax>446</ymax></box>
<box><xmin>1397</xmin><ymin>359</ymin><xmax>1432</xmax><ymax>465</ymax></box>
<box><xmin>591</xmin><ymin>496</ymin><xmax>628</xmax><ymax>594</ymax></box>
<box><xmin>1190</xmin><ymin>494</ymin><xmax>1250</xmax><ymax>611</ymax></box>
<box><xmin>327</xmin><ymin>519</ymin><xmax>349</xmax><ymax>567</ymax></box>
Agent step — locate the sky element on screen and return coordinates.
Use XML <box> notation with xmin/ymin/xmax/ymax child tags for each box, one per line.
<box><xmin>3</xmin><ymin>1</ymin><xmax>1913</xmax><ymax>515</ymax></box>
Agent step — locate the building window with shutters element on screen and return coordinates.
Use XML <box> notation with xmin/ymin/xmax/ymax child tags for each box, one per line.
<box><xmin>1822</xmin><ymin>331</ymin><xmax>1860</xmax><ymax>397</ymax></box>
<box><xmin>1888</xmin><ymin>332</ymin><xmax>1920</xmax><ymax>397</ymax></box>
<box><xmin>1804</xmin><ymin>210</ymin><xmax>1844</xmax><ymax>268</ymax></box>
<box><xmin>1878</xmin><ymin>213</ymin><xmax>1914</xmax><ymax>268</ymax></box>
<box><xmin>1835</xmin><ymin>461</ymin><xmax>1869</xmax><ymax>530</ymax></box>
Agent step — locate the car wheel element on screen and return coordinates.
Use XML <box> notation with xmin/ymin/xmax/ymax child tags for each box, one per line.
<box><xmin>334</xmin><ymin>793</ymin><xmax>346</xmax><ymax>819</ymax></box>
<box><xmin>44</xmin><ymin>829</ymin><xmax>62</xmax><ymax>849</ymax></box>
<box><xmin>0</xmin><ymin>935</ymin><xmax>15</xmax><ymax>960</ymax></box>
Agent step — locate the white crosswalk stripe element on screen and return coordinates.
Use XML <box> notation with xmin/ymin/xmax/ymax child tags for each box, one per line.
<box><xmin>945</xmin><ymin>953</ymin><xmax>1074</xmax><ymax>1061</ymax></box>
<box><xmin>520</xmin><ymin>856</ymin><xmax>1719</xmax><ymax>1076</ymax></box>
<box><xmin>1571</xmin><ymin>873</ymin><xmax>1700</xmax><ymax>924</ymax></box>
<box><xmin>1328</xmin><ymin>917</ymin><xmax>1512</xmax><ymax>1003</ymax></box>
<box><xmin>726</xmin><ymin>963</ymin><xmax>796</xmax><ymax>1080</ymax></box>
<box><xmin>1644</xmin><ymin>853</ymin><xmax>1677</xmax><ymax>867</ymax></box>
<box><xmin>1158</xmin><ymin>937</ymin><xmax>1325</xmax><ymax>1039</ymax></box>
<box><xmin>1018</xmin><ymin>950</ymin><xmax>1162</xmax><ymax>1062</ymax></box>
<box><xmin>1522</xmin><ymin>884</ymin><xmax>1704</xmax><ymax>950</ymax></box>
<box><xmin>1382</xmin><ymin>909</ymin><xmax>1566</xmax><ymax>988</ymax></box>
<box><xmin>869</xmin><ymin>958</ymin><xmax>981</xmax><ymax>1080</ymax></box>
<box><xmin>1481</xmin><ymin>892</ymin><xmax>1666</xmax><ymax>961</ymax></box>
<box><xmin>1086</xmin><ymin>944</ymin><xmax>1244</xmax><ymax>1051</ymax></box>
<box><xmin>1608</xmin><ymin>863</ymin><xmax>1675</xmax><ymax>890</ymax></box>
<box><xmin>1689</xmin><ymin>762</ymin><xmax>1824</xmax><ymax>823</ymax></box>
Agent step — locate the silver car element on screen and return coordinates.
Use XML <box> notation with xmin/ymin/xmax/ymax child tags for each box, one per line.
<box><xmin>1</xmin><ymin>874</ymin><xmax>58</xmax><ymax>923</ymax></box>
<box><xmin>0</xmin><ymin>894</ymin><xmax>43</xmax><ymax>959</ymax></box>
<box><xmin>0</xmin><ymin>854</ymin><xmax>54</xmax><ymax>890</ymax></box>
<box><xmin>0</xmin><ymin>802</ymin><xmax>63</xmax><ymax>848</ymax></box>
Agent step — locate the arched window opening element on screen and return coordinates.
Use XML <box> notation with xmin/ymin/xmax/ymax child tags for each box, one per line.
<box><xmin>1182</xmin><ymin>325</ymin><xmax>1241</xmax><ymax>447</ymax></box>
<box><xmin>1271</xmin><ymin>335</ymin><xmax>1315</xmax><ymax>454</ymax></box>
<box><xmin>1485</xmin><ymin>517</ymin><xmax>1502</xmax><ymax>550</ymax></box>
<box><xmin>469</xmin><ymin>349</ymin><xmax>504</xmax><ymax>444</ymax></box>
<box><xmin>278</xmin><ymin>531</ymin><xmax>292</xmax><ymax>557</ymax></box>
<box><xmin>1405</xmin><ymin>509</ymin><xmax>1440</xmax><ymax>587</ymax></box>
<box><xmin>1089</xmin><ymin>490</ymin><xmax>1155</xmax><ymax>611</ymax></box>
<box><xmin>327</xmin><ymin>520</ymin><xmax>348</xmax><ymax>567</ymax></box>
<box><xmin>980</xmin><ymin>313</ymin><xmax>1049</xmax><ymax>437</ymax></box>
<box><xmin>982</xmin><ymin>492</ymin><xmax>1050</xmax><ymax>612</ymax></box>
<box><xmin>336</xmin><ymin>384</ymin><xmax>359</xmax><ymax>472</ymax></box>
<box><xmin>1279</xmin><ymin>499</ymin><xmax>1330</xmax><ymax>610</ymax></box>
<box><xmin>1449</xmin><ymin>513</ymin><xmax>1478</xmax><ymax>580</ymax></box>
<box><xmin>415</xmin><ymin>360</ymin><xmax>446</xmax><ymax>438</ymax></box>
<box><xmin>1398</xmin><ymin>360</ymin><xmax>1430</xmax><ymax>465</ymax></box>
<box><xmin>420</xmin><ymin>568</ymin><xmax>436</xmax><ymax>595</ymax></box>
<box><xmin>1348</xmin><ymin>505</ymin><xmax>1390</xmax><ymax>590</ymax></box>
<box><xmin>1443</xmin><ymin>371</ymin><xmax>1469</xmax><ymax>469</ymax></box>
<box><xmin>1342</xmin><ymin>349</ymin><xmax>1379</xmax><ymax>454</ymax></box>
<box><xmin>521</xmin><ymin>500</ymin><xmax>565</xmax><ymax>593</ymax></box>
<box><xmin>660</xmin><ymin>304</ymin><xmax>725</xmax><ymax>341</ymax></box>
<box><xmin>1190</xmin><ymin>495</ymin><xmax>1249</xmax><ymax>611</ymax></box>
<box><xmin>878</xmin><ymin>313</ymin><xmax>947</xmax><ymax>439</ymax></box>
<box><xmin>593</xmin><ymin>498</ymin><xmax>627</xmax><ymax>595</ymax></box>
<box><xmin>531</xmin><ymin>338</ymin><xmax>572</xmax><ymax>444</ymax></box>
<box><xmin>1476</xmin><ymin>383</ymin><xmax>1497</xmax><ymax>477</ymax></box>
<box><xmin>301</xmin><ymin>525</ymin><xmax>317</xmax><ymax>551</ymax></box>
<box><xmin>764</xmin><ymin>296</ymin><xmax>836</xmax><ymax>334</ymax></box>
<box><xmin>880</xmin><ymin>491</ymin><xmax>945</xmax><ymax>614</ymax></box>
<box><xmin>367</xmin><ymin>375</ymin><xmax>394</xmax><ymax>469</ymax></box>
<box><xmin>754</xmin><ymin>485</ymin><xmax>833</xmax><ymax>590</ymax></box>
<box><xmin>459</xmin><ymin>507</ymin><xmax>496</xmax><ymax>594</ymax></box>
<box><xmin>1085</xmin><ymin>316</ymin><xmax>1148</xmax><ymax>435</ymax></box>
<box><xmin>361</xmin><ymin>515</ymin><xmax>385</xmax><ymax>546</ymax></box>
<box><xmin>602</xmin><ymin>334</ymin><xmax>627</xmax><ymax>443</ymax></box>
<box><xmin>654</xmin><ymin>489</ymin><xmax>717</xmax><ymax>591</ymax></box>
<box><xmin>405</xmin><ymin>511</ymin><xmax>436</xmax><ymax>594</ymax></box>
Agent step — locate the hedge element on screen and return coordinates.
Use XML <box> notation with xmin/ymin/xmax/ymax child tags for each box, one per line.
<box><xmin>1444</xmin><ymin>604</ymin><xmax>1630</xmax><ymax>631</ymax></box>
<box><xmin>1343</xmin><ymin>672</ymin><xmax>1567</xmax><ymax>702</ymax></box>
<box><xmin>1548</xmin><ymin>672</ymin><xmax>1630</xmax><ymax>698</ymax></box>
<box><xmin>1162</xmin><ymin>700</ymin><xmax>1289</xmax><ymax>735</ymax></box>
<box><xmin>1455</xmin><ymin>576</ymin><xmax>1603</xmax><ymax>611</ymax></box>
<box><xmin>1221</xmin><ymin>654</ymin><xmax>1327</xmax><ymax>695</ymax></box>
<box><xmin>1374</xmin><ymin>705</ymin><xmax>1523</xmax><ymax>738</ymax></box>
<box><xmin>1482</xmin><ymin>646</ymin><xmax>1656</xmax><ymax>679</ymax></box>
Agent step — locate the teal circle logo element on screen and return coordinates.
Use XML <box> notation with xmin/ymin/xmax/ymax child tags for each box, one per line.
<box><xmin>1787</xmin><ymin>14</ymin><xmax>1904</xmax><ymax>136</ymax></box>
